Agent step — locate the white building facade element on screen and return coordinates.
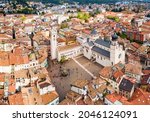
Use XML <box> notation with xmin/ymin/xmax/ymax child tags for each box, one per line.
<box><xmin>57</xmin><ymin>45</ymin><xmax>83</xmax><ymax>61</ymax></box>
<box><xmin>50</xmin><ymin>27</ymin><xmax>57</xmax><ymax>60</ymax></box>
<box><xmin>83</xmin><ymin>36</ymin><xmax>125</xmax><ymax>67</ymax></box>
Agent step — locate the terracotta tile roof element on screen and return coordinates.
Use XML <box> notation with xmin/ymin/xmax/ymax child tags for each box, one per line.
<box><xmin>16</xmin><ymin>56</ymin><xmax>25</xmax><ymax>65</ymax></box>
<box><xmin>143</xmin><ymin>21</ymin><xmax>150</xmax><ymax>26</ymax></box>
<box><xmin>84</xmin><ymin>96</ymin><xmax>94</xmax><ymax>105</ymax></box>
<box><xmin>125</xmin><ymin>63</ymin><xmax>142</xmax><ymax>75</ymax></box>
<box><xmin>143</xmin><ymin>69</ymin><xmax>150</xmax><ymax>75</ymax></box>
<box><xmin>0</xmin><ymin>73</ymin><xmax>5</xmax><ymax>82</ymax></box>
<box><xmin>88</xmin><ymin>84</ymin><xmax>97</xmax><ymax>99</ymax></box>
<box><xmin>0</xmin><ymin>52</ymin><xmax>9</xmax><ymax>66</ymax></box>
<box><xmin>57</xmin><ymin>38</ymin><xmax>66</xmax><ymax>43</ymax></box>
<box><xmin>113</xmin><ymin>62</ymin><xmax>125</xmax><ymax>71</ymax></box>
<box><xmin>137</xmin><ymin>46</ymin><xmax>149</xmax><ymax>54</ymax></box>
<box><xmin>57</xmin><ymin>43</ymin><xmax>81</xmax><ymax>52</ymax></box>
<box><xmin>128</xmin><ymin>54</ymin><xmax>140</xmax><ymax>62</ymax></box>
<box><xmin>97</xmin><ymin>84</ymin><xmax>107</xmax><ymax>93</ymax></box>
<box><xmin>8</xmin><ymin>78</ymin><xmax>16</xmax><ymax>93</ymax></box>
<box><xmin>8</xmin><ymin>93</ymin><xmax>24</xmax><ymax>105</ymax></box>
<box><xmin>71</xmin><ymin>80</ymin><xmax>89</xmax><ymax>89</ymax></box>
<box><xmin>41</xmin><ymin>91</ymin><xmax>59</xmax><ymax>105</ymax></box>
<box><xmin>28</xmin><ymin>68</ymin><xmax>39</xmax><ymax>78</ymax></box>
<box><xmin>21</xmin><ymin>86</ymin><xmax>43</xmax><ymax>105</ymax></box>
<box><xmin>0</xmin><ymin>89</ymin><xmax>4</xmax><ymax>95</ymax></box>
<box><xmin>66</xmin><ymin>90</ymin><xmax>81</xmax><ymax>101</ymax></box>
<box><xmin>94</xmin><ymin>99</ymin><xmax>104</xmax><ymax>105</ymax></box>
<box><xmin>9</xmin><ymin>53</ymin><xmax>16</xmax><ymax>65</ymax></box>
<box><xmin>113</xmin><ymin>71</ymin><xmax>124</xmax><ymax>79</ymax></box>
<box><xmin>92</xmin><ymin>77</ymin><xmax>107</xmax><ymax>86</ymax></box>
<box><xmin>113</xmin><ymin>70</ymin><xmax>124</xmax><ymax>82</ymax></box>
<box><xmin>13</xmin><ymin>47</ymin><xmax>23</xmax><ymax>55</ymax></box>
<box><xmin>0</xmin><ymin>34</ymin><xmax>12</xmax><ymax>40</ymax></box>
<box><xmin>72</xmin><ymin>24</ymin><xmax>84</xmax><ymax>31</ymax></box>
<box><xmin>0</xmin><ymin>47</ymin><xmax>30</xmax><ymax>66</ymax></box>
<box><xmin>129</xmin><ymin>88</ymin><xmax>150</xmax><ymax>105</ymax></box>
<box><xmin>106</xmin><ymin>93</ymin><xmax>128</xmax><ymax>104</ymax></box>
<box><xmin>23</xmin><ymin>55</ymin><xmax>29</xmax><ymax>64</ymax></box>
<box><xmin>106</xmin><ymin>93</ymin><xmax>122</xmax><ymax>103</ymax></box>
<box><xmin>59</xmin><ymin>98</ymin><xmax>75</xmax><ymax>105</ymax></box>
<box><xmin>131</xmin><ymin>42</ymin><xmax>141</xmax><ymax>49</ymax></box>
<box><xmin>82</xmin><ymin>29</ymin><xmax>91</xmax><ymax>35</ymax></box>
<box><xmin>107</xmin><ymin>86</ymin><xmax>115</xmax><ymax>93</ymax></box>
<box><xmin>14</xmin><ymin>69</ymin><xmax>29</xmax><ymax>79</ymax></box>
<box><xmin>76</xmin><ymin>99</ymin><xmax>86</xmax><ymax>105</ymax></box>
<box><xmin>99</xmin><ymin>66</ymin><xmax>112</xmax><ymax>79</ymax></box>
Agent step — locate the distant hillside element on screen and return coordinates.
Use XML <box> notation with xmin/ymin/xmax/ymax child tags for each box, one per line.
<box><xmin>41</xmin><ymin>0</ymin><xmax>120</xmax><ymax>4</ymax></box>
<box><xmin>9</xmin><ymin>0</ymin><xmax>149</xmax><ymax>4</ymax></box>
<box><xmin>9</xmin><ymin>0</ymin><xmax>121</xmax><ymax>4</ymax></box>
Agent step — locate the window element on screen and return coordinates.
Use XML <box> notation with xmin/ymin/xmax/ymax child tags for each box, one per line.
<box><xmin>83</xmin><ymin>87</ymin><xmax>86</xmax><ymax>90</ymax></box>
<box><xmin>126</xmin><ymin>94</ymin><xmax>129</xmax><ymax>98</ymax></box>
<box><xmin>118</xmin><ymin>54</ymin><xmax>121</xmax><ymax>59</ymax></box>
<box><xmin>28</xmin><ymin>88</ymin><xmax>33</xmax><ymax>94</ymax></box>
<box><xmin>34</xmin><ymin>98</ymin><xmax>36</xmax><ymax>101</ymax></box>
<box><xmin>86</xmin><ymin>49</ymin><xmax>88</xmax><ymax>53</ymax></box>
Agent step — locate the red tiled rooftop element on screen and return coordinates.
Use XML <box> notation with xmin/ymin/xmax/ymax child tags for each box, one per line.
<box><xmin>8</xmin><ymin>93</ymin><xmax>24</xmax><ymax>105</ymax></box>
<box><xmin>143</xmin><ymin>69</ymin><xmax>150</xmax><ymax>75</ymax></box>
<box><xmin>131</xmin><ymin>42</ymin><xmax>141</xmax><ymax>49</ymax></box>
<box><xmin>105</xmin><ymin>93</ymin><xmax>122</xmax><ymax>103</ymax></box>
<box><xmin>0</xmin><ymin>73</ymin><xmax>5</xmax><ymax>82</ymax></box>
<box><xmin>129</xmin><ymin>88</ymin><xmax>150</xmax><ymax>105</ymax></box>
<box><xmin>113</xmin><ymin>71</ymin><xmax>124</xmax><ymax>80</ymax></box>
<box><xmin>76</xmin><ymin>99</ymin><xmax>86</xmax><ymax>105</ymax></box>
<box><xmin>99</xmin><ymin>66</ymin><xmax>112</xmax><ymax>79</ymax></box>
<box><xmin>41</xmin><ymin>91</ymin><xmax>58</xmax><ymax>105</ymax></box>
<box><xmin>8</xmin><ymin>82</ymin><xmax>16</xmax><ymax>93</ymax></box>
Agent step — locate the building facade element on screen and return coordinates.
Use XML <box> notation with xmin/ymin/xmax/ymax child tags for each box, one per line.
<box><xmin>83</xmin><ymin>36</ymin><xmax>125</xmax><ymax>67</ymax></box>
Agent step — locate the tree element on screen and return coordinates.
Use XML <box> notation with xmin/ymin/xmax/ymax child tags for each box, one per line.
<box><xmin>20</xmin><ymin>15</ymin><xmax>26</xmax><ymax>23</ymax></box>
<box><xmin>131</xmin><ymin>18</ymin><xmax>135</xmax><ymax>27</ymax></box>
<box><xmin>60</xmin><ymin>22</ymin><xmax>68</xmax><ymax>29</ymax></box>
<box><xmin>77</xmin><ymin>12</ymin><xmax>90</xmax><ymax>21</ymax></box>
<box><xmin>107</xmin><ymin>16</ymin><xmax>120</xmax><ymax>22</ymax></box>
<box><xmin>60</xmin><ymin>55</ymin><xmax>67</xmax><ymax>63</ymax></box>
<box><xmin>117</xmin><ymin>32</ymin><xmax>127</xmax><ymax>39</ymax></box>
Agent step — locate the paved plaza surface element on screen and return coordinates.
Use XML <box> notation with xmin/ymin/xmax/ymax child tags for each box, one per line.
<box><xmin>47</xmin><ymin>55</ymin><xmax>104</xmax><ymax>101</ymax></box>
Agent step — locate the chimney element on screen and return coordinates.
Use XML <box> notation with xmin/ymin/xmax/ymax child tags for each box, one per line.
<box><xmin>29</xmin><ymin>32</ymin><xmax>34</xmax><ymax>47</ymax></box>
<box><xmin>12</xmin><ymin>27</ymin><xmax>16</xmax><ymax>39</ymax></box>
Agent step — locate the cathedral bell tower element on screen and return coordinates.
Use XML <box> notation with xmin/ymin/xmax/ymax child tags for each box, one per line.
<box><xmin>50</xmin><ymin>27</ymin><xmax>57</xmax><ymax>60</ymax></box>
